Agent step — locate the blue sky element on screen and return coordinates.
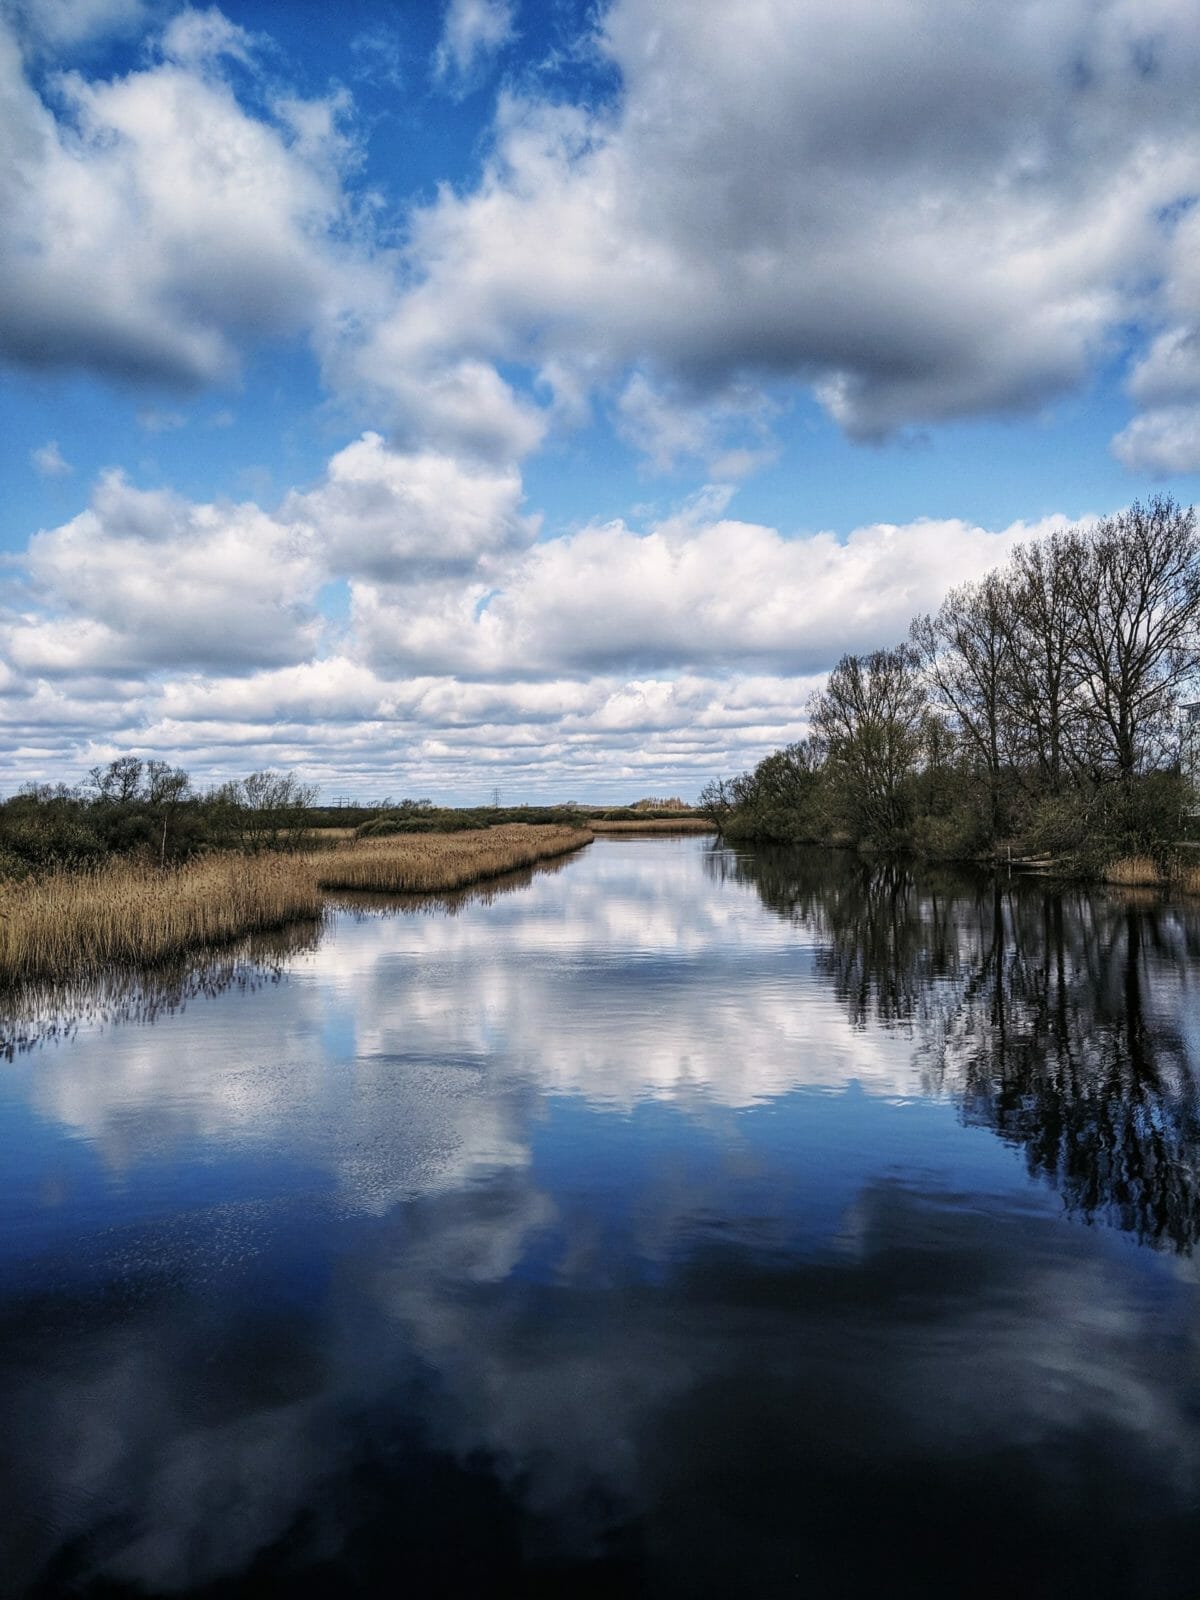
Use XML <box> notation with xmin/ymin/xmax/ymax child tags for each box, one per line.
<box><xmin>2</xmin><ymin>0</ymin><xmax>1199</xmax><ymax>801</ymax></box>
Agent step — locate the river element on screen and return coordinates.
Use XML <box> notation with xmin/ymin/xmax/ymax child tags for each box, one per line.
<box><xmin>2</xmin><ymin>834</ymin><xmax>1200</xmax><ymax>1597</ymax></box>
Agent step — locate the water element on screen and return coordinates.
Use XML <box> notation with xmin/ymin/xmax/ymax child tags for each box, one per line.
<box><xmin>2</xmin><ymin>835</ymin><xmax>1200</xmax><ymax>1598</ymax></box>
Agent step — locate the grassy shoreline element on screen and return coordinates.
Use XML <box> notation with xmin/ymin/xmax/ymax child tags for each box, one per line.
<box><xmin>587</xmin><ymin>818</ymin><xmax>715</xmax><ymax>834</ymax></box>
<box><xmin>0</xmin><ymin>824</ymin><xmax>591</xmax><ymax>988</ymax></box>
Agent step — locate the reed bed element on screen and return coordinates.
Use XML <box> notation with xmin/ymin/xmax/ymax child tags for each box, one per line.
<box><xmin>313</xmin><ymin>823</ymin><xmax>591</xmax><ymax>894</ymax></box>
<box><xmin>1103</xmin><ymin>855</ymin><xmax>1164</xmax><ymax>888</ymax></box>
<box><xmin>0</xmin><ymin>854</ymin><xmax>324</xmax><ymax>987</ymax></box>
<box><xmin>0</xmin><ymin>824</ymin><xmax>591</xmax><ymax>989</ymax></box>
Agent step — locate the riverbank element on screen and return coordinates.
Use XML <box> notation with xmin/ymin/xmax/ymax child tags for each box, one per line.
<box><xmin>715</xmin><ymin>822</ymin><xmax>1200</xmax><ymax>894</ymax></box>
<box><xmin>0</xmin><ymin>825</ymin><xmax>591</xmax><ymax>987</ymax></box>
<box><xmin>588</xmin><ymin>818</ymin><xmax>716</xmax><ymax>833</ymax></box>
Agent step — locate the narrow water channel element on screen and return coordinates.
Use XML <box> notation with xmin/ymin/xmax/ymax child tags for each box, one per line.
<box><xmin>2</xmin><ymin>835</ymin><xmax>1199</xmax><ymax>1597</ymax></box>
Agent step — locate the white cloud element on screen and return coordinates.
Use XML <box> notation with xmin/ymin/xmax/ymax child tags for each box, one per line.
<box><xmin>0</xmin><ymin>436</ymin><xmax>1089</xmax><ymax>795</ymax></box>
<box><xmin>136</xmin><ymin>407</ymin><xmax>186</xmax><ymax>433</ymax></box>
<box><xmin>30</xmin><ymin>440</ymin><xmax>72</xmax><ymax>477</ymax></box>
<box><xmin>615</xmin><ymin>374</ymin><xmax>780</xmax><ymax>475</ymax></box>
<box><xmin>8</xmin><ymin>0</ymin><xmax>152</xmax><ymax>49</ymax></box>
<box><xmin>8</xmin><ymin>471</ymin><xmax>321</xmax><ymax>674</ymax></box>
<box><xmin>4</xmin><ymin>0</ymin><xmax>1198</xmax><ymax>471</ymax></box>
<box><xmin>1111</xmin><ymin>405</ymin><xmax>1200</xmax><ymax>473</ymax></box>
<box><xmin>283</xmin><ymin>432</ymin><xmax>539</xmax><ymax>581</ymax></box>
<box><xmin>0</xmin><ymin>10</ymin><xmax>370</xmax><ymax>389</ymax></box>
<box><xmin>158</xmin><ymin>4</ymin><xmax>254</xmax><ymax>67</ymax></box>
<box><xmin>433</xmin><ymin>0</ymin><xmax>515</xmax><ymax>91</ymax></box>
<box><xmin>346</xmin><ymin>0</ymin><xmax>1200</xmax><ymax>461</ymax></box>
<box><xmin>352</xmin><ymin>498</ymin><xmax>1065</xmax><ymax>679</ymax></box>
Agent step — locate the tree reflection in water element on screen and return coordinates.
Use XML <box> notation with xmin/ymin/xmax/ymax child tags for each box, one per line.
<box><xmin>715</xmin><ymin>845</ymin><xmax>1200</xmax><ymax>1252</ymax></box>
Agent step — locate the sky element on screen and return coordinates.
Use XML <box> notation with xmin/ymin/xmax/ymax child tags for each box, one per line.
<box><xmin>2</xmin><ymin>0</ymin><xmax>1199</xmax><ymax>804</ymax></box>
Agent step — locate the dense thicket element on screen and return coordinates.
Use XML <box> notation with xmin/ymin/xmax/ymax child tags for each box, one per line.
<box><xmin>0</xmin><ymin>760</ymin><xmax>317</xmax><ymax>873</ymax></box>
<box><xmin>701</xmin><ymin>497</ymin><xmax>1200</xmax><ymax>867</ymax></box>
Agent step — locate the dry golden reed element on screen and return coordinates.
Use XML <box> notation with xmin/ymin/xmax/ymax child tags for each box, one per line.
<box><xmin>1103</xmin><ymin>855</ymin><xmax>1163</xmax><ymax>888</ymax></box>
<box><xmin>0</xmin><ymin>825</ymin><xmax>591</xmax><ymax>987</ymax></box>
<box><xmin>313</xmin><ymin>823</ymin><xmax>590</xmax><ymax>894</ymax></box>
<box><xmin>0</xmin><ymin>854</ymin><xmax>323</xmax><ymax>986</ymax></box>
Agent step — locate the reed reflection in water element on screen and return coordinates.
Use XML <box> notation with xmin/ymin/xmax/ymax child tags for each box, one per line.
<box><xmin>2</xmin><ymin>836</ymin><xmax>1200</xmax><ymax>1598</ymax></box>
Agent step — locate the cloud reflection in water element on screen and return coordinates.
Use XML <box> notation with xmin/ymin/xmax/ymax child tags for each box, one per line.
<box><xmin>2</xmin><ymin>837</ymin><xmax>1200</xmax><ymax>1596</ymax></box>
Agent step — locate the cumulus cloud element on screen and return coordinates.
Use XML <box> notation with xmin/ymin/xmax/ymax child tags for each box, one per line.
<box><xmin>0</xmin><ymin>439</ymin><xmax>1086</xmax><ymax>793</ymax></box>
<box><xmin>1111</xmin><ymin>404</ymin><xmax>1200</xmax><ymax>473</ymax></box>
<box><xmin>615</xmin><ymin>374</ymin><xmax>779</xmax><ymax>476</ymax></box>
<box><xmin>4</xmin><ymin>1</ymin><xmax>1197</xmax><ymax>466</ymax></box>
<box><xmin>433</xmin><ymin>0</ymin><xmax>516</xmax><ymax>91</ymax></box>
<box><xmin>340</xmin><ymin>0</ymin><xmax>1200</xmax><ymax>462</ymax></box>
<box><xmin>7</xmin><ymin>0</ymin><xmax>153</xmax><ymax>50</ymax></box>
<box><xmin>1111</xmin><ymin>204</ymin><xmax>1200</xmax><ymax>467</ymax></box>
<box><xmin>283</xmin><ymin>432</ymin><xmax>539</xmax><ymax>584</ymax></box>
<box><xmin>352</xmin><ymin>496</ymin><xmax>1062</xmax><ymax>678</ymax></box>
<box><xmin>8</xmin><ymin>471</ymin><xmax>322</xmax><ymax>674</ymax></box>
<box><xmin>0</xmin><ymin>8</ymin><xmax>368</xmax><ymax>390</ymax></box>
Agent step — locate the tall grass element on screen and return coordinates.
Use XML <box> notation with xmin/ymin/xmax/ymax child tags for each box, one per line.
<box><xmin>313</xmin><ymin>823</ymin><xmax>590</xmax><ymax>893</ymax></box>
<box><xmin>1103</xmin><ymin>855</ymin><xmax>1163</xmax><ymax>887</ymax></box>
<box><xmin>0</xmin><ymin>854</ymin><xmax>324</xmax><ymax>986</ymax></box>
<box><xmin>0</xmin><ymin>824</ymin><xmax>591</xmax><ymax>989</ymax></box>
<box><xmin>1103</xmin><ymin>854</ymin><xmax>1200</xmax><ymax>895</ymax></box>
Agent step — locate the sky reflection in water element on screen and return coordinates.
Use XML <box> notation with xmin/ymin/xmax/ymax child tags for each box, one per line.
<box><xmin>2</xmin><ymin>836</ymin><xmax>1200</xmax><ymax>1598</ymax></box>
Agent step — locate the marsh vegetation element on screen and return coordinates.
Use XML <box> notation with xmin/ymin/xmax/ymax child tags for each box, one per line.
<box><xmin>0</xmin><ymin>824</ymin><xmax>591</xmax><ymax>990</ymax></box>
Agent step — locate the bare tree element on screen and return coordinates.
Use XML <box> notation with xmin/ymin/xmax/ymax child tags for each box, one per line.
<box><xmin>697</xmin><ymin>776</ymin><xmax>737</xmax><ymax>834</ymax></box>
<box><xmin>808</xmin><ymin>645</ymin><xmax>927</xmax><ymax>840</ymax></box>
<box><xmin>1002</xmin><ymin>532</ymin><xmax>1086</xmax><ymax>792</ymax></box>
<box><xmin>89</xmin><ymin>755</ymin><xmax>144</xmax><ymax>804</ymax></box>
<box><xmin>144</xmin><ymin>760</ymin><xmax>190</xmax><ymax>807</ymax></box>
<box><xmin>219</xmin><ymin>770</ymin><xmax>318</xmax><ymax>851</ymax></box>
<box><xmin>144</xmin><ymin>760</ymin><xmax>191</xmax><ymax>867</ymax></box>
<box><xmin>912</xmin><ymin>570</ymin><xmax>1015</xmax><ymax>839</ymax></box>
<box><xmin>1068</xmin><ymin>496</ymin><xmax>1200</xmax><ymax>791</ymax></box>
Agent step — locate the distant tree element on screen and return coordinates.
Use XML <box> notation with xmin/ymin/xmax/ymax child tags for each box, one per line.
<box><xmin>89</xmin><ymin>755</ymin><xmax>144</xmax><ymax>804</ymax></box>
<box><xmin>144</xmin><ymin>761</ymin><xmax>191</xmax><ymax>866</ymax></box>
<box><xmin>144</xmin><ymin>760</ymin><xmax>191</xmax><ymax>807</ymax></box>
<box><xmin>218</xmin><ymin>770</ymin><xmax>317</xmax><ymax>851</ymax></box>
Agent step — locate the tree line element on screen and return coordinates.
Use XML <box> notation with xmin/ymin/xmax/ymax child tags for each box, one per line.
<box><xmin>0</xmin><ymin>759</ymin><xmax>318</xmax><ymax>872</ymax></box>
<box><xmin>700</xmin><ymin>496</ymin><xmax>1200</xmax><ymax>865</ymax></box>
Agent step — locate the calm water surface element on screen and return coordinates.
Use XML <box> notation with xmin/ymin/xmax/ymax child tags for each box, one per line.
<box><xmin>3</xmin><ymin>836</ymin><xmax>1200</xmax><ymax>1597</ymax></box>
